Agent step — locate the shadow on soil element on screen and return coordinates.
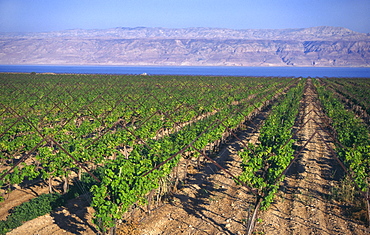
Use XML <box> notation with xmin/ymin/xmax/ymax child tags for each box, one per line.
<box><xmin>50</xmin><ymin>195</ymin><xmax>98</xmax><ymax>234</ymax></box>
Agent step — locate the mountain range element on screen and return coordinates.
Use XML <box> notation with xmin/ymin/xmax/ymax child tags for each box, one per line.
<box><xmin>1</xmin><ymin>26</ymin><xmax>369</xmax><ymax>67</ymax></box>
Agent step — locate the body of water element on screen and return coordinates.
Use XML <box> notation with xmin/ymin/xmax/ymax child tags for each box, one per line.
<box><xmin>1</xmin><ymin>65</ymin><xmax>369</xmax><ymax>78</ymax></box>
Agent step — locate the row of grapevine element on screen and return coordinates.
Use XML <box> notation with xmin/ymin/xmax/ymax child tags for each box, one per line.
<box><xmin>0</xmin><ymin>73</ymin><xmax>298</xmax><ymax>233</ymax></box>
<box><xmin>237</xmin><ymin>79</ymin><xmax>305</xmax><ymax>210</ymax></box>
<box><xmin>322</xmin><ymin>78</ymin><xmax>370</xmax><ymax>122</ymax></box>
<box><xmin>1</xmin><ymin>74</ymin><xmax>284</xmax><ymax>193</ymax></box>
<box><xmin>314</xmin><ymin>79</ymin><xmax>370</xmax><ymax>192</ymax></box>
<box><xmin>88</xmin><ymin>79</ymin><xmax>298</xmax><ymax>232</ymax></box>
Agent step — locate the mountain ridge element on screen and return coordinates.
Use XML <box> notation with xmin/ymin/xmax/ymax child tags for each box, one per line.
<box><xmin>1</xmin><ymin>26</ymin><xmax>369</xmax><ymax>67</ymax></box>
<box><xmin>1</xmin><ymin>26</ymin><xmax>368</xmax><ymax>40</ymax></box>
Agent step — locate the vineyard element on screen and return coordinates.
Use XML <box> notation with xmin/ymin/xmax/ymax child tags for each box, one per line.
<box><xmin>0</xmin><ymin>73</ymin><xmax>369</xmax><ymax>234</ymax></box>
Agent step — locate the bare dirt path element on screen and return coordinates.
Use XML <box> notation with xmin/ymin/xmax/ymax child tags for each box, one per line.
<box><xmin>255</xmin><ymin>79</ymin><xmax>369</xmax><ymax>234</ymax></box>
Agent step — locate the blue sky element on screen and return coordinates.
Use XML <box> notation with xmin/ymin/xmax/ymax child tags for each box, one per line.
<box><xmin>0</xmin><ymin>0</ymin><xmax>369</xmax><ymax>33</ymax></box>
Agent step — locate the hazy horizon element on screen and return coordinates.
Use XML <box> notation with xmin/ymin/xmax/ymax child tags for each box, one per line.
<box><xmin>0</xmin><ymin>0</ymin><xmax>369</xmax><ymax>34</ymax></box>
<box><xmin>2</xmin><ymin>25</ymin><xmax>367</xmax><ymax>34</ymax></box>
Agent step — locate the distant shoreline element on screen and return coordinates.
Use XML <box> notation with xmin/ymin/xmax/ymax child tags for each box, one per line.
<box><xmin>1</xmin><ymin>64</ymin><xmax>370</xmax><ymax>68</ymax></box>
<box><xmin>1</xmin><ymin>65</ymin><xmax>369</xmax><ymax>78</ymax></box>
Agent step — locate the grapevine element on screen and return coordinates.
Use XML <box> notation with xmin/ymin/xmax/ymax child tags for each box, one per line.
<box><xmin>238</xmin><ymin>79</ymin><xmax>305</xmax><ymax>210</ymax></box>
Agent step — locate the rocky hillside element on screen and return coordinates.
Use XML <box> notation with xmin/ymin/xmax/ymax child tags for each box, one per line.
<box><xmin>1</xmin><ymin>26</ymin><xmax>369</xmax><ymax>66</ymax></box>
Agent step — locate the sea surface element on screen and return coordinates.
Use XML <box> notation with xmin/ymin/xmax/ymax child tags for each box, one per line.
<box><xmin>1</xmin><ymin>65</ymin><xmax>370</xmax><ymax>78</ymax></box>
